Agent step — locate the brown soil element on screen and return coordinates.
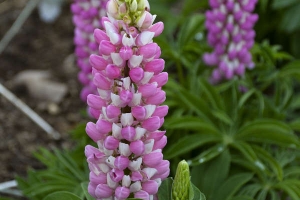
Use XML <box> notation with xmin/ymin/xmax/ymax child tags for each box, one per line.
<box><xmin>0</xmin><ymin>0</ymin><xmax>88</xmax><ymax>198</ymax></box>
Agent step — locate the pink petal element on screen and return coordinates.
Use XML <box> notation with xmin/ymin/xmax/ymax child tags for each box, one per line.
<box><xmin>142</xmin><ymin>116</ymin><xmax>160</xmax><ymax>132</ymax></box>
<box><xmin>95</xmin><ymin>184</ymin><xmax>113</xmax><ymax>198</ymax></box>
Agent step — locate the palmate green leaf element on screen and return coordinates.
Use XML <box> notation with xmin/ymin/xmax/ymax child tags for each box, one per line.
<box><xmin>236</xmin><ymin>119</ymin><xmax>300</xmax><ymax>148</ymax></box>
<box><xmin>211</xmin><ymin>173</ymin><xmax>253</xmax><ymax>200</ymax></box>
<box><xmin>278</xmin><ymin>82</ymin><xmax>293</xmax><ymax>111</ymax></box>
<box><xmin>273</xmin><ymin>51</ymin><xmax>294</xmax><ymax>60</ymax></box>
<box><xmin>255</xmin><ymin>91</ymin><xmax>265</xmax><ymax>116</ymax></box>
<box><xmin>189</xmin><ymin>183</ymin><xmax>206</xmax><ymax>200</ymax></box>
<box><xmin>198</xmin><ymin>79</ymin><xmax>224</xmax><ymax>110</ymax></box>
<box><xmin>211</xmin><ymin>110</ymin><xmax>233</xmax><ymax>126</ymax></box>
<box><xmin>256</xmin><ymin>190</ymin><xmax>268</xmax><ymax>200</ymax></box>
<box><xmin>274</xmin><ymin>179</ymin><xmax>300</xmax><ymax>199</ymax></box>
<box><xmin>284</xmin><ymin>166</ymin><xmax>300</xmax><ymax>178</ymax></box>
<box><xmin>22</xmin><ymin>181</ymin><xmax>75</xmax><ymax>196</ymax></box>
<box><xmin>167</xmin><ymin>82</ymin><xmax>214</xmax><ymax>122</ymax></box>
<box><xmin>81</xmin><ymin>182</ymin><xmax>94</xmax><ymax>200</ymax></box>
<box><xmin>177</xmin><ymin>14</ymin><xmax>205</xmax><ymax>47</ymax></box>
<box><xmin>37</xmin><ymin>171</ymin><xmax>79</xmax><ymax>186</ymax></box>
<box><xmin>229</xmin><ymin>196</ymin><xmax>254</xmax><ymax>200</ymax></box>
<box><xmin>164</xmin><ymin>134</ymin><xmax>221</xmax><ymax>159</ymax></box>
<box><xmin>278</xmin><ymin>60</ymin><xmax>300</xmax><ymax>78</ymax></box>
<box><xmin>290</xmin><ymin>95</ymin><xmax>300</xmax><ymax>110</ymax></box>
<box><xmin>43</xmin><ymin>191</ymin><xmax>81</xmax><ymax>200</ymax></box>
<box><xmin>251</xmin><ymin>145</ymin><xmax>283</xmax><ymax>181</ymax></box>
<box><xmin>189</xmin><ymin>144</ymin><xmax>226</xmax><ymax>166</ymax></box>
<box><xmin>33</xmin><ymin>148</ymin><xmax>58</xmax><ymax>168</ymax></box>
<box><xmin>269</xmin><ymin>190</ymin><xmax>281</xmax><ymax>200</ymax></box>
<box><xmin>157</xmin><ymin>177</ymin><xmax>173</xmax><ymax>200</ymax></box>
<box><xmin>230</xmin><ymin>142</ymin><xmax>259</xmax><ymax>164</ymax></box>
<box><xmin>53</xmin><ymin>149</ymin><xmax>86</xmax><ymax>181</ymax></box>
<box><xmin>238</xmin><ymin>89</ymin><xmax>256</xmax><ymax>109</ymax></box>
<box><xmin>238</xmin><ymin>183</ymin><xmax>262</xmax><ymax>199</ymax></box>
<box><xmin>164</xmin><ymin>116</ymin><xmax>220</xmax><ymax>134</ymax></box>
<box><xmin>231</xmin><ymin>158</ymin><xmax>264</xmax><ymax>181</ymax></box>
<box><xmin>191</xmin><ymin>150</ymin><xmax>230</xmax><ymax>199</ymax></box>
<box><xmin>230</xmin><ymin>140</ymin><xmax>258</xmax><ymax>162</ymax></box>
<box><xmin>289</xmin><ymin>119</ymin><xmax>300</xmax><ymax>132</ymax></box>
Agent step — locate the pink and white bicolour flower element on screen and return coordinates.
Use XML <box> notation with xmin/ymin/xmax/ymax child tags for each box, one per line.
<box><xmin>203</xmin><ymin>0</ymin><xmax>258</xmax><ymax>84</ymax></box>
<box><xmin>85</xmin><ymin>0</ymin><xmax>169</xmax><ymax>199</ymax></box>
<box><xmin>71</xmin><ymin>0</ymin><xmax>108</xmax><ymax>101</ymax></box>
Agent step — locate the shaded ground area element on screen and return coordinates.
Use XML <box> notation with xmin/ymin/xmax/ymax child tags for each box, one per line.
<box><xmin>0</xmin><ymin>0</ymin><xmax>88</xmax><ymax>195</ymax></box>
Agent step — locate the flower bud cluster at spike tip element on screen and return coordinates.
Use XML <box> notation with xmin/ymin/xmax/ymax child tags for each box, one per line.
<box><xmin>71</xmin><ymin>0</ymin><xmax>108</xmax><ymax>101</ymax></box>
<box><xmin>172</xmin><ymin>160</ymin><xmax>190</xmax><ymax>200</ymax></box>
<box><xmin>85</xmin><ymin>0</ymin><xmax>169</xmax><ymax>199</ymax></box>
<box><xmin>203</xmin><ymin>0</ymin><xmax>258</xmax><ymax>84</ymax></box>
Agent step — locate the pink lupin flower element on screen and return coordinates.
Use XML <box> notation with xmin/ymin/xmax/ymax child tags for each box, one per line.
<box><xmin>71</xmin><ymin>0</ymin><xmax>108</xmax><ymax>102</ymax></box>
<box><xmin>85</xmin><ymin>0</ymin><xmax>169</xmax><ymax>199</ymax></box>
<box><xmin>203</xmin><ymin>0</ymin><xmax>258</xmax><ymax>84</ymax></box>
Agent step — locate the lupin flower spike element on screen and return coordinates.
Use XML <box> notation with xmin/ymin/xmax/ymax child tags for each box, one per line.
<box><xmin>71</xmin><ymin>0</ymin><xmax>108</xmax><ymax>101</ymax></box>
<box><xmin>85</xmin><ymin>0</ymin><xmax>169</xmax><ymax>199</ymax></box>
<box><xmin>203</xmin><ymin>0</ymin><xmax>259</xmax><ymax>84</ymax></box>
<box><xmin>172</xmin><ymin>160</ymin><xmax>190</xmax><ymax>200</ymax></box>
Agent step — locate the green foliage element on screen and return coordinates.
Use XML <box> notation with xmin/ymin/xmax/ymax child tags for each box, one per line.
<box><xmin>43</xmin><ymin>191</ymin><xmax>82</xmax><ymax>200</ymax></box>
<box><xmin>256</xmin><ymin>0</ymin><xmax>300</xmax><ymax>56</ymax></box>
<box><xmin>162</xmin><ymin>8</ymin><xmax>300</xmax><ymax>198</ymax></box>
<box><xmin>157</xmin><ymin>177</ymin><xmax>206</xmax><ymax>200</ymax></box>
<box><xmin>16</xmin><ymin>124</ymin><xmax>90</xmax><ymax>200</ymax></box>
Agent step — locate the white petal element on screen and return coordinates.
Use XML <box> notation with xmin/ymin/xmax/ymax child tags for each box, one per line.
<box><xmin>112</xmin><ymin>123</ymin><xmax>122</xmax><ymax>139</ymax></box>
<box><xmin>106</xmin><ymin>156</ymin><xmax>115</xmax><ymax>168</ymax></box>
<box><xmin>144</xmin><ymin>139</ymin><xmax>154</xmax><ymax>154</ymax></box>
<box><xmin>130</xmin><ymin>181</ymin><xmax>142</xmax><ymax>193</ymax></box>
<box><xmin>154</xmin><ymin>178</ymin><xmax>162</xmax><ymax>187</ymax></box>
<box><xmin>128</xmin><ymin>157</ymin><xmax>142</xmax><ymax>171</ymax></box>
<box><xmin>119</xmin><ymin>143</ymin><xmax>132</xmax><ymax>156</ymax></box>
<box><xmin>104</xmin><ymin>21</ymin><xmax>117</xmax><ymax>33</ymax></box>
<box><xmin>129</xmin><ymin>55</ymin><xmax>143</xmax><ymax>68</ymax></box>
<box><xmin>107</xmin><ymin>173</ymin><xmax>118</xmax><ymax>189</ymax></box>
<box><xmin>98</xmin><ymin>89</ymin><xmax>110</xmax><ymax>100</ymax></box>
<box><xmin>142</xmin><ymin>168</ymin><xmax>157</xmax><ymax>179</ymax></box>
<box><xmin>102</xmin><ymin>107</ymin><xmax>108</xmax><ymax>119</ymax></box>
<box><xmin>134</xmin><ymin>127</ymin><xmax>147</xmax><ymax>140</ymax></box>
<box><xmin>111</xmin><ymin>93</ymin><xmax>122</xmax><ymax>106</ymax></box>
<box><xmin>122</xmin><ymin>175</ymin><xmax>131</xmax><ymax>187</ymax></box>
<box><xmin>111</xmin><ymin>53</ymin><xmax>123</xmax><ymax>66</ymax></box>
<box><xmin>144</xmin><ymin>105</ymin><xmax>156</xmax><ymax>118</ymax></box>
<box><xmin>109</xmin><ymin>32</ymin><xmax>120</xmax><ymax>45</ymax></box>
<box><xmin>121</xmin><ymin>113</ymin><xmax>134</xmax><ymax>126</ymax></box>
<box><xmin>122</xmin><ymin>33</ymin><xmax>134</xmax><ymax>46</ymax></box>
<box><xmin>122</xmin><ymin>77</ymin><xmax>131</xmax><ymax>90</ymax></box>
<box><xmin>140</xmin><ymin>72</ymin><xmax>154</xmax><ymax>84</ymax></box>
<box><xmin>99</xmin><ymin>163</ymin><xmax>110</xmax><ymax>173</ymax></box>
<box><xmin>104</xmin><ymin>149</ymin><xmax>114</xmax><ymax>156</ymax></box>
<box><xmin>89</xmin><ymin>163</ymin><xmax>101</xmax><ymax>176</ymax></box>
<box><xmin>97</xmin><ymin>140</ymin><xmax>105</xmax><ymax>152</ymax></box>
<box><xmin>137</xmin><ymin>12</ymin><xmax>146</xmax><ymax>28</ymax></box>
<box><xmin>129</xmin><ymin>93</ymin><xmax>142</xmax><ymax>107</ymax></box>
<box><xmin>151</xmin><ymin>15</ymin><xmax>157</xmax><ymax>24</ymax></box>
<box><xmin>140</xmin><ymin>31</ymin><xmax>155</xmax><ymax>45</ymax></box>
